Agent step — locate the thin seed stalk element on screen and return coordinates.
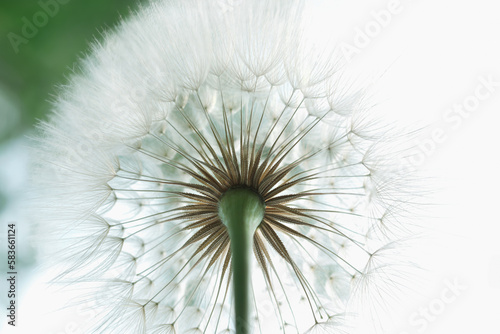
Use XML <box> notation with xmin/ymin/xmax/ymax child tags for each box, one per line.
<box><xmin>218</xmin><ymin>187</ymin><xmax>265</xmax><ymax>334</ymax></box>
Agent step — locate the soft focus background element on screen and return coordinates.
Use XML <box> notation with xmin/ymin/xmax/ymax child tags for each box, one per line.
<box><xmin>0</xmin><ymin>0</ymin><xmax>145</xmax><ymax>332</ymax></box>
<box><xmin>1</xmin><ymin>0</ymin><xmax>499</xmax><ymax>333</ymax></box>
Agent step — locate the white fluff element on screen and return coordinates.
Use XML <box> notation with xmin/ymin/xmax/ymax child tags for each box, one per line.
<box><xmin>31</xmin><ymin>1</ymin><xmax>416</xmax><ymax>333</ymax></box>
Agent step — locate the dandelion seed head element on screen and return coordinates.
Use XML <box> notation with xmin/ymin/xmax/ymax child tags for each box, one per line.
<box><xmin>31</xmin><ymin>0</ymin><xmax>418</xmax><ymax>333</ymax></box>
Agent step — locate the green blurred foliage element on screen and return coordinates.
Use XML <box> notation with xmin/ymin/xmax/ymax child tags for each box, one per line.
<box><xmin>0</xmin><ymin>0</ymin><xmax>144</xmax><ymax>143</ymax></box>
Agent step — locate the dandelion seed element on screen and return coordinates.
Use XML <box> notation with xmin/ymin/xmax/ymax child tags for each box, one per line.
<box><xmin>32</xmin><ymin>0</ymin><xmax>417</xmax><ymax>333</ymax></box>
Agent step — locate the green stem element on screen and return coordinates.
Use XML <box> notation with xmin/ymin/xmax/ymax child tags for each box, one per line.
<box><xmin>218</xmin><ymin>187</ymin><xmax>265</xmax><ymax>334</ymax></box>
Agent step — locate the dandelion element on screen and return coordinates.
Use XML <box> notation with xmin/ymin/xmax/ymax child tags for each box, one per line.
<box><xmin>32</xmin><ymin>0</ymin><xmax>415</xmax><ymax>333</ymax></box>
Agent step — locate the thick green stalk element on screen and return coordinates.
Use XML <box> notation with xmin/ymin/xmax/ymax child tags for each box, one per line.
<box><xmin>218</xmin><ymin>187</ymin><xmax>265</xmax><ymax>334</ymax></box>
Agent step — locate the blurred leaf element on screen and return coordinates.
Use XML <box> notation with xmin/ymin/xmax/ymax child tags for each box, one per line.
<box><xmin>0</xmin><ymin>0</ymin><xmax>145</xmax><ymax>143</ymax></box>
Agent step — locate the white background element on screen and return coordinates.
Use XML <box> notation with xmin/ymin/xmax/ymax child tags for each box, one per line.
<box><xmin>312</xmin><ymin>0</ymin><xmax>500</xmax><ymax>333</ymax></box>
<box><xmin>2</xmin><ymin>0</ymin><xmax>500</xmax><ymax>333</ymax></box>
